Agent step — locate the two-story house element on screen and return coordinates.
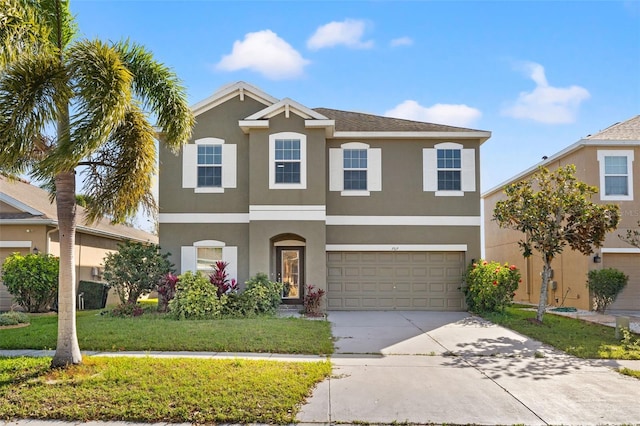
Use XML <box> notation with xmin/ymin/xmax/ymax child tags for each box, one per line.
<box><xmin>159</xmin><ymin>82</ymin><xmax>490</xmax><ymax>311</ymax></box>
<box><xmin>483</xmin><ymin>115</ymin><xmax>640</xmax><ymax>311</ymax></box>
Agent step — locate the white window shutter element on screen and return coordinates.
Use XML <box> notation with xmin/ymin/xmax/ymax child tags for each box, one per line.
<box><xmin>222</xmin><ymin>144</ymin><xmax>237</xmax><ymax>188</ymax></box>
<box><xmin>182</xmin><ymin>144</ymin><xmax>197</xmax><ymax>188</ymax></box>
<box><xmin>180</xmin><ymin>246</ymin><xmax>196</xmax><ymax>274</ymax></box>
<box><xmin>329</xmin><ymin>148</ymin><xmax>343</xmax><ymax>191</ymax></box>
<box><xmin>461</xmin><ymin>149</ymin><xmax>476</xmax><ymax>192</ymax></box>
<box><xmin>423</xmin><ymin>149</ymin><xmax>437</xmax><ymax>191</ymax></box>
<box><xmin>222</xmin><ymin>246</ymin><xmax>238</xmax><ymax>283</ymax></box>
<box><xmin>368</xmin><ymin>148</ymin><xmax>382</xmax><ymax>191</ymax></box>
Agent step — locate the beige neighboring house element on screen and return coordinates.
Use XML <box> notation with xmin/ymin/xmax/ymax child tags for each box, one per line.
<box><xmin>483</xmin><ymin>115</ymin><xmax>640</xmax><ymax>311</ymax></box>
<box><xmin>159</xmin><ymin>81</ymin><xmax>491</xmax><ymax>311</ymax></box>
<box><xmin>0</xmin><ymin>175</ymin><xmax>158</xmax><ymax>311</ymax></box>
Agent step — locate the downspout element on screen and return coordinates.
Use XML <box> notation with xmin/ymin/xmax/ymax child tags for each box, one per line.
<box><xmin>46</xmin><ymin>226</ymin><xmax>58</xmax><ymax>254</ymax></box>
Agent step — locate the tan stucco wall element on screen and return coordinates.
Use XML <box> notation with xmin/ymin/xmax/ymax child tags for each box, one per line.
<box><xmin>483</xmin><ymin>145</ymin><xmax>640</xmax><ymax>311</ymax></box>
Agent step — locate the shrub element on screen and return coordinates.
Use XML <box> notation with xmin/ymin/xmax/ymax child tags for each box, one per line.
<box><xmin>586</xmin><ymin>268</ymin><xmax>628</xmax><ymax>313</ymax></box>
<box><xmin>169</xmin><ymin>271</ymin><xmax>226</xmax><ymax>320</ymax></box>
<box><xmin>157</xmin><ymin>273</ymin><xmax>178</xmax><ymax>313</ymax></box>
<box><xmin>0</xmin><ymin>311</ymin><xmax>30</xmax><ymax>326</ymax></box>
<box><xmin>303</xmin><ymin>284</ymin><xmax>325</xmax><ymax>316</ymax></box>
<box><xmin>463</xmin><ymin>260</ymin><xmax>521</xmax><ymax>313</ymax></box>
<box><xmin>242</xmin><ymin>273</ymin><xmax>283</xmax><ymax>316</ymax></box>
<box><xmin>1</xmin><ymin>253</ymin><xmax>59</xmax><ymax>313</ymax></box>
<box><xmin>103</xmin><ymin>241</ymin><xmax>174</xmax><ymax>305</ymax></box>
<box><xmin>109</xmin><ymin>302</ymin><xmax>144</xmax><ymax>318</ymax></box>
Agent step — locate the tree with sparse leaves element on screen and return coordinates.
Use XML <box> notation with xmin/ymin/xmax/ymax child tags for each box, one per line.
<box><xmin>619</xmin><ymin>220</ymin><xmax>640</xmax><ymax>249</ymax></box>
<box><xmin>0</xmin><ymin>0</ymin><xmax>194</xmax><ymax>367</ymax></box>
<box><xmin>493</xmin><ymin>165</ymin><xmax>619</xmax><ymax>323</ymax></box>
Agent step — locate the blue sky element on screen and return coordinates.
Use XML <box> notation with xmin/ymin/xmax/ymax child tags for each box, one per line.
<box><xmin>70</xmin><ymin>0</ymin><xmax>639</xmax><ymax>228</ymax></box>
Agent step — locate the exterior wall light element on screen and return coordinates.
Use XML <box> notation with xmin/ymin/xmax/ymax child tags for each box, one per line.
<box><xmin>593</xmin><ymin>253</ymin><xmax>601</xmax><ymax>263</ymax></box>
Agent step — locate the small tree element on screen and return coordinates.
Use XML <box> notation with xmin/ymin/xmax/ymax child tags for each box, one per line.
<box><xmin>493</xmin><ymin>165</ymin><xmax>619</xmax><ymax>323</ymax></box>
<box><xmin>103</xmin><ymin>241</ymin><xmax>173</xmax><ymax>305</ymax></box>
<box><xmin>586</xmin><ymin>268</ymin><xmax>628</xmax><ymax>313</ymax></box>
<box><xmin>2</xmin><ymin>253</ymin><xmax>59</xmax><ymax>312</ymax></box>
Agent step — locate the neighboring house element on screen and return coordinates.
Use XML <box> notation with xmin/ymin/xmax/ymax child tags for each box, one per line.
<box><xmin>0</xmin><ymin>175</ymin><xmax>157</xmax><ymax>311</ymax></box>
<box><xmin>483</xmin><ymin>115</ymin><xmax>640</xmax><ymax>311</ymax></box>
<box><xmin>158</xmin><ymin>81</ymin><xmax>490</xmax><ymax>311</ymax></box>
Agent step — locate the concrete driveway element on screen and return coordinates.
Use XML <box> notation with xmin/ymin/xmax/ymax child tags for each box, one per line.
<box><xmin>298</xmin><ymin>311</ymin><xmax>640</xmax><ymax>426</ymax></box>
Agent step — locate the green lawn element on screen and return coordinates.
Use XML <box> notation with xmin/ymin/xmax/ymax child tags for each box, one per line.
<box><xmin>0</xmin><ymin>356</ymin><xmax>331</xmax><ymax>424</ymax></box>
<box><xmin>0</xmin><ymin>310</ymin><xmax>334</xmax><ymax>355</ymax></box>
<box><xmin>482</xmin><ymin>306</ymin><xmax>640</xmax><ymax>360</ymax></box>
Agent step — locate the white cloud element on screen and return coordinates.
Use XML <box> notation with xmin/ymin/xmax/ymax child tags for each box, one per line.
<box><xmin>385</xmin><ymin>100</ymin><xmax>482</xmax><ymax>127</ymax></box>
<box><xmin>390</xmin><ymin>37</ymin><xmax>413</xmax><ymax>47</ymax></box>
<box><xmin>502</xmin><ymin>61</ymin><xmax>590</xmax><ymax>124</ymax></box>
<box><xmin>307</xmin><ymin>19</ymin><xmax>374</xmax><ymax>50</ymax></box>
<box><xmin>216</xmin><ymin>30</ymin><xmax>309</xmax><ymax>80</ymax></box>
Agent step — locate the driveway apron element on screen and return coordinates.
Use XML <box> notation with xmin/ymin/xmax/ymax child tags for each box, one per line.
<box><xmin>297</xmin><ymin>311</ymin><xmax>640</xmax><ymax>426</ymax></box>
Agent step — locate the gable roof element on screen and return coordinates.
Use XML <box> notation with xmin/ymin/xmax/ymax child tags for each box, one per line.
<box><xmin>191</xmin><ymin>81</ymin><xmax>279</xmax><ymax>117</ymax></box>
<box><xmin>0</xmin><ymin>176</ymin><xmax>157</xmax><ymax>243</ymax></box>
<box><xmin>586</xmin><ymin>115</ymin><xmax>640</xmax><ymax>141</ymax></box>
<box><xmin>482</xmin><ymin>114</ymin><xmax>640</xmax><ymax>198</ymax></box>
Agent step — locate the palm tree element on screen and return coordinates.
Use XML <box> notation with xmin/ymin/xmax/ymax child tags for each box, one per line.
<box><xmin>0</xmin><ymin>0</ymin><xmax>194</xmax><ymax>367</ymax></box>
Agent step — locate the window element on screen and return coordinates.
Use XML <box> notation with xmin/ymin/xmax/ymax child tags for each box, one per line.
<box><xmin>269</xmin><ymin>132</ymin><xmax>307</xmax><ymax>189</ymax></box>
<box><xmin>437</xmin><ymin>149</ymin><xmax>461</xmax><ymax>191</ymax></box>
<box><xmin>275</xmin><ymin>139</ymin><xmax>301</xmax><ymax>184</ymax></box>
<box><xmin>343</xmin><ymin>149</ymin><xmax>367</xmax><ymax>190</ymax></box>
<box><xmin>182</xmin><ymin>138</ymin><xmax>236</xmax><ymax>193</ymax></box>
<box><xmin>423</xmin><ymin>142</ymin><xmax>475</xmax><ymax>195</ymax></box>
<box><xmin>597</xmin><ymin>150</ymin><xmax>634</xmax><ymax>201</ymax></box>
<box><xmin>181</xmin><ymin>240</ymin><xmax>238</xmax><ymax>281</ymax></box>
<box><xmin>329</xmin><ymin>142</ymin><xmax>381</xmax><ymax>196</ymax></box>
<box><xmin>197</xmin><ymin>145</ymin><xmax>222</xmax><ymax>188</ymax></box>
<box><xmin>196</xmin><ymin>247</ymin><xmax>222</xmax><ymax>273</ymax></box>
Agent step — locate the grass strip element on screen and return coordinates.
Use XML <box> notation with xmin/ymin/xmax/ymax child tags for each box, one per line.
<box><xmin>0</xmin><ymin>356</ymin><xmax>331</xmax><ymax>424</ymax></box>
<box><xmin>618</xmin><ymin>368</ymin><xmax>640</xmax><ymax>380</ymax></box>
<box><xmin>482</xmin><ymin>307</ymin><xmax>640</xmax><ymax>359</ymax></box>
<box><xmin>0</xmin><ymin>311</ymin><xmax>333</xmax><ymax>355</ymax></box>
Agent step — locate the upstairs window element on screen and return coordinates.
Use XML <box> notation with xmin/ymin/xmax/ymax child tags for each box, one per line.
<box><xmin>197</xmin><ymin>145</ymin><xmax>222</xmax><ymax>188</ymax></box>
<box><xmin>269</xmin><ymin>132</ymin><xmax>307</xmax><ymax>189</ymax></box>
<box><xmin>597</xmin><ymin>150</ymin><xmax>634</xmax><ymax>201</ymax></box>
<box><xmin>343</xmin><ymin>149</ymin><xmax>368</xmax><ymax>190</ymax></box>
<box><xmin>329</xmin><ymin>142</ymin><xmax>381</xmax><ymax>196</ymax></box>
<box><xmin>437</xmin><ymin>149</ymin><xmax>461</xmax><ymax>191</ymax></box>
<box><xmin>182</xmin><ymin>137</ymin><xmax>236</xmax><ymax>193</ymax></box>
<box><xmin>423</xmin><ymin>142</ymin><xmax>475</xmax><ymax>196</ymax></box>
<box><xmin>275</xmin><ymin>139</ymin><xmax>301</xmax><ymax>184</ymax></box>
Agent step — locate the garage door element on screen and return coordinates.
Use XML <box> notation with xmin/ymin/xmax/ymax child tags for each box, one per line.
<box><xmin>607</xmin><ymin>253</ymin><xmax>640</xmax><ymax>311</ymax></box>
<box><xmin>326</xmin><ymin>251</ymin><xmax>465</xmax><ymax>311</ymax></box>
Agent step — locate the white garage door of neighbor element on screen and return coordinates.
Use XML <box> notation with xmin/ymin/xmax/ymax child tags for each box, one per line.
<box><xmin>326</xmin><ymin>251</ymin><xmax>465</xmax><ymax>311</ymax></box>
<box><xmin>607</xmin><ymin>253</ymin><xmax>640</xmax><ymax>311</ymax></box>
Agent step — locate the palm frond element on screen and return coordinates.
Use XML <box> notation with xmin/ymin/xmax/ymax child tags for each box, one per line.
<box><xmin>33</xmin><ymin>0</ymin><xmax>77</xmax><ymax>49</ymax></box>
<box><xmin>0</xmin><ymin>51</ymin><xmax>71</xmax><ymax>174</ymax></box>
<box><xmin>0</xmin><ymin>0</ymin><xmax>52</xmax><ymax>67</ymax></box>
<box><xmin>113</xmin><ymin>39</ymin><xmax>194</xmax><ymax>152</ymax></box>
<box><xmin>80</xmin><ymin>103</ymin><xmax>157</xmax><ymax>224</ymax></box>
<box><xmin>47</xmin><ymin>39</ymin><xmax>133</xmax><ymax>172</ymax></box>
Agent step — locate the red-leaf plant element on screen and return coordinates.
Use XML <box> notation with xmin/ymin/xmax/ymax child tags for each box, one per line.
<box><xmin>209</xmin><ymin>261</ymin><xmax>238</xmax><ymax>298</ymax></box>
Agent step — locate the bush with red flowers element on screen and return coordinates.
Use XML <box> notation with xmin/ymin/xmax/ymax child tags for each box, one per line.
<box><xmin>463</xmin><ymin>260</ymin><xmax>520</xmax><ymax>313</ymax></box>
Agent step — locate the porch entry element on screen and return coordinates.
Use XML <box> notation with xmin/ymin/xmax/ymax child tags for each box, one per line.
<box><xmin>276</xmin><ymin>247</ymin><xmax>304</xmax><ymax>304</ymax></box>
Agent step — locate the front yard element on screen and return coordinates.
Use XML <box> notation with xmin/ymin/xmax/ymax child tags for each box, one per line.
<box><xmin>0</xmin><ymin>310</ymin><xmax>334</xmax><ymax>355</ymax></box>
<box><xmin>0</xmin><ymin>356</ymin><xmax>331</xmax><ymax>424</ymax></box>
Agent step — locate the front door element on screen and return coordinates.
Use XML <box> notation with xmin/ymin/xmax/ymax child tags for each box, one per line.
<box><xmin>276</xmin><ymin>247</ymin><xmax>304</xmax><ymax>304</ymax></box>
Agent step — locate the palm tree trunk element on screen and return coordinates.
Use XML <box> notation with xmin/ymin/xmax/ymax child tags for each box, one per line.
<box><xmin>50</xmin><ymin>172</ymin><xmax>82</xmax><ymax>367</ymax></box>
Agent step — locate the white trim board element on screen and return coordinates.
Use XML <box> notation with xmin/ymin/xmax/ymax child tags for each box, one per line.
<box><xmin>326</xmin><ymin>216</ymin><xmax>481</xmax><ymax>226</ymax></box>
<box><xmin>0</xmin><ymin>241</ymin><xmax>32</xmax><ymax>248</ymax></box>
<box><xmin>159</xmin><ymin>213</ymin><xmax>250</xmax><ymax>224</ymax></box>
<box><xmin>326</xmin><ymin>244</ymin><xmax>467</xmax><ymax>252</ymax></box>
<box><xmin>0</xmin><ymin>193</ymin><xmax>43</xmax><ymax>216</ymax></box>
<box><xmin>601</xmin><ymin>248</ymin><xmax>640</xmax><ymax>254</ymax></box>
